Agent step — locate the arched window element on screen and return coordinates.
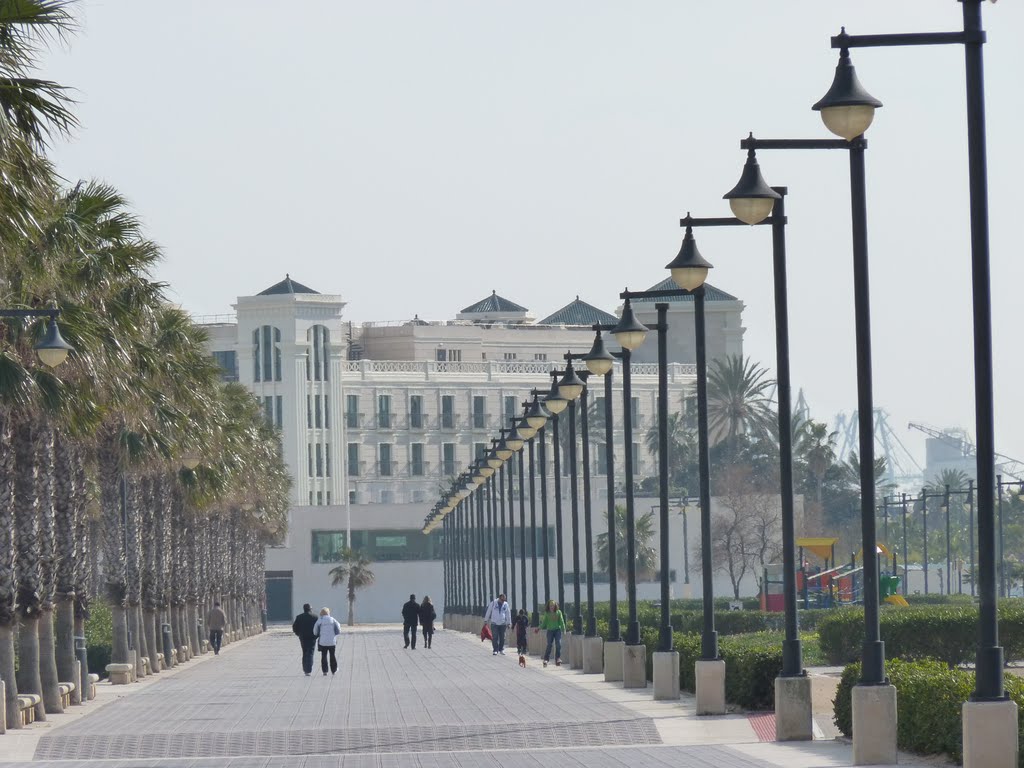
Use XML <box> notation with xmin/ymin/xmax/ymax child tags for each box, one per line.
<box><xmin>306</xmin><ymin>324</ymin><xmax>330</xmax><ymax>382</ymax></box>
<box><xmin>253</xmin><ymin>325</ymin><xmax>282</xmax><ymax>382</ymax></box>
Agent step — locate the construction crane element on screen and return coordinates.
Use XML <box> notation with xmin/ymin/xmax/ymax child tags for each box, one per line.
<box><xmin>907</xmin><ymin>422</ymin><xmax>1024</xmax><ymax>482</ymax></box>
<box><xmin>833</xmin><ymin>409</ymin><xmax>923</xmax><ymax>488</ymax></box>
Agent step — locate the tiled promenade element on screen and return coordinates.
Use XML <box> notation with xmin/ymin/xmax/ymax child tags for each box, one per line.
<box><xmin>0</xmin><ymin>626</ymin><xmax>940</xmax><ymax>768</ymax></box>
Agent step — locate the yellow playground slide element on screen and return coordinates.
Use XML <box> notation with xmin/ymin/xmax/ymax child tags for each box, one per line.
<box><xmin>884</xmin><ymin>594</ymin><xmax>910</xmax><ymax>607</ymax></box>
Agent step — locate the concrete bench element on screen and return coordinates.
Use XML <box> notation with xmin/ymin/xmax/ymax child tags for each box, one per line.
<box><xmin>17</xmin><ymin>694</ymin><xmax>41</xmax><ymax>726</ymax></box>
<box><xmin>58</xmin><ymin>682</ymin><xmax>76</xmax><ymax>709</ymax></box>
<box><xmin>105</xmin><ymin>663</ymin><xmax>134</xmax><ymax>685</ymax></box>
<box><xmin>87</xmin><ymin>673</ymin><xmax>99</xmax><ymax>701</ymax></box>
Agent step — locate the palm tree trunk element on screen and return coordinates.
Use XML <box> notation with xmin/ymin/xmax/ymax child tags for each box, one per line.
<box><xmin>54</xmin><ymin>599</ymin><xmax>76</xmax><ymax>693</ymax></box>
<box><xmin>98</xmin><ymin>429</ymin><xmax>128</xmax><ymax>665</ymax></box>
<box><xmin>37</xmin><ymin>608</ymin><xmax>63</xmax><ymax>713</ymax></box>
<box><xmin>144</xmin><ymin>609</ymin><xmax>159</xmax><ymax>672</ymax></box>
<box><xmin>17</xmin><ymin>618</ymin><xmax>45</xmax><ymax>721</ymax></box>
<box><xmin>53</xmin><ymin>434</ymin><xmax>79</xmax><ymax>700</ymax></box>
<box><xmin>0</xmin><ymin>624</ymin><xmax>19</xmax><ymax>730</ymax></box>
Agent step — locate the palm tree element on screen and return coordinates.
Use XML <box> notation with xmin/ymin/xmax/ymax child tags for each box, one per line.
<box><xmin>329</xmin><ymin>548</ymin><xmax>375</xmax><ymax>626</ymax></box>
<box><xmin>644</xmin><ymin>410</ymin><xmax>696</xmax><ymax>493</ymax></box>
<box><xmin>595</xmin><ymin>505</ymin><xmax>658</xmax><ymax>581</ymax></box>
<box><xmin>706</xmin><ymin>355</ymin><xmax>775</xmax><ymax>454</ymax></box>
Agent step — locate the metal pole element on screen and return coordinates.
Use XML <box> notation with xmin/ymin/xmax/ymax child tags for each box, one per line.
<box><xmin>883</xmin><ymin>498</ymin><xmax>889</xmax><ymax>544</ymax></box>
<box><xmin>770</xmin><ymin>190</ymin><xmax>802</xmax><ymax>676</ymax></box>
<box><xmin>552</xmin><ymin>411</ymin><xmax>566</xmax><ymax>609</ymax></box>
<box><xmin>902</xmin><ymin>494</ymin><xmax>909</xmax><ymax>597</ymax></box>
<box><xmin>508</xmin><ymin>450</ymin><xmax>517</xmax><ymax>613</ymax></box>
<box><xmin>490</xmin><ymin>475</ymin><xmax>500</xmax><ymax>597</ymax></box>
<box><xmin>499</xmin><ymin>463</ymin><xmax>508</xmax><ymax>601</ymax></box>
<box><xmin>969</xmin><ymin>479</ymin><xmax>976</xmax><ymax>598</ymax></box>
<box><xmin>580</xmin><ymin>377</ymin><xmax>597</xmax><ymax>637</ymax></box>
<box><xmin>997</xmin><ymin>476</ymin><xmax>1004</xmax><ymax>599</ymax></box>
<box><xmin>604</xmin><ymin>366</ymin><xmax>621</xmax><ymax>641</ymax></box>
<box><xmin>682</xmin><ymin>504</ymin><xmax>690</xmax><ymax>586</ymax></box>
<box><xmin>476</xmin><ymin>487</ymin><xmax>486</xmax><ymax>612</ymax></box>
<box><xmin>962</xmin><ymin>0</ymin><xmax>1003</xmax><ymax>702</ymax></box>
<box><xmin>695</xmin><ymin>289</ymin><xmax>717</xmax><ymax>660</ymax></box>
<box><xmin>622</xmin><ymin>347</ymin><xmax>640</xmax><ymax>646</ymax></box>
<box><xmin>922</xmin><ymin>490</ymin><xmax>929</xmax><ymax>594</ymax></box>
<box><xmin>539</xmin><ymin>424</ymin><xmax>551</xmax><ymax>607</ymax></box>
<box><xmin>529</xmin><ymin>436</ymin><xmax>539</xmax><ymax>625</ymax></box>
<box><xmin>849</xmin><ymin>139</ymin><xmax>884</xmax><ymax>684</ymax></box>
<box><xmin>519</xmin><ymin>443</ymin><xmax>527</xmax><ymax>615</ymax></box>
<box><xmin>946</xmin><ymin>485</ymin><xmax>952</xmax><ymax>597</ymax></box>
<box><xmin>568</xmin><ymin>397</ymin><xmax>582</xmax><ymax>636</ymax></box>
<box><xmin>486</xmin><ymin>476</ymin><xmax>495</xmax><ymax>600</ymax></box>
<box><xmin>655</xmin><ymin>304</ymin><xmax>673</xmax><ymax>652</ymax></box>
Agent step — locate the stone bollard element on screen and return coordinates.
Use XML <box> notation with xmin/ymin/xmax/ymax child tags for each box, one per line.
<box><xmin>695</xmin><ymin>659</ymin><xmax>726</xmax><ymax>715</ymax></box>
<box><xmin>653</xmin><ymin>651</ymin><xmax>680</xmax><ymax>700</ymax></box>
<box><xmin>583</xmin><ymin>636</ymin><xmax>604</xmax><ymax>674</ymax></box>
<box><xmin>570</xmin><ymin>633</ymin><xmax>584</xmax><ymax>670</ymax></box>
<box><xmin>74</xmin><ymin>636</ymin><xmax>88</xmax><ymax>705</ymax></box>
<box><xmin>604</xmin><ymin>640</ymin><xmax>624</xmax><ymax>682</ymax></box>
<box><xmin>72</xmin><ymin>659</ymin><xmax>83</xmax><ymax>705</ymax></box>
<box><xmin>623</xmin><ymin>644</ymin><xmax>647</xmax><ymax>689</ymax></box>
<box><xmin>162</xmin><ymin>623</ymin><xmax>175</xmax><ymax>669</ymax></box>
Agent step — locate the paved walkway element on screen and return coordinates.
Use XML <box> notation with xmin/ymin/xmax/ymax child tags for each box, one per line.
<box><xmin>0</xmin><ymin>626</ymin><xmax>946</xmax><ymax>767</ymax></box>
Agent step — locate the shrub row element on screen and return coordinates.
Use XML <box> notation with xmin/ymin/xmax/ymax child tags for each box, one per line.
<box><xmin>587</xmin><ymin>602</ymin><xmax>834</xmax><ymax>641</ymax></box>
<box><xmin>85</xmin><ymin>600</ymin><xmax>113</xmax><ymax>678</ymax></box>
<box><xmin>833</xmin><ymin>659</ymin><xmax>1024</xmax><ymax>766</ymax></box>
<box><xmin>818</xmin><ymin>602</ymin><xmax>1024</xmax><ymax>666</ymax></box>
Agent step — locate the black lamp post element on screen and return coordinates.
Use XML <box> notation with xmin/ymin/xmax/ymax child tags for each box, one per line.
<box><xmin>617</xmin><ymin>242</ymin><xmax>715</xmax><ymax>659</ymax></box>
<box><xmin>558</xmin><ymin>360</ymin><xmax>586</xmax><ymax>637</ymax></box>
<box><xmin>492</xmin><ymin>443</ymin><xmax>509</xmax><ymax>601</ymax></box>
<box><xmin>516</xmin><ymin>421</ymin><xmax>528</xmax><ymax>616</ymax></box>
<box><xmin>538</xmin><ymin>406</ymin><xmax>551</xmax><ymax>608</ymax></box>
<box><xmin>518</xmin><ymin>402</ymin><xmax>543</xmax><ymax>625</ymax></box>
<box><xmin>610</xmin><ymin>300</ymin><xmax>646</xmax><ymax>647</ymax></box>
<box><xmin>524</xmin><ymin>394</ymin><xmax>551</xmax><ymax>624</ymax></box>
<box><xmin>825</xmin><ymin>0</ymin><xmax>1002</xmax><ymax>705</ymax></box>
<box><xmin>545</xmin><ymin>379</ymin><xmax>568</xmax><ymax>610</ymax></box>
<box><xmin>584</xmin><ymin>327</ymin><xmax>620</xmax><ymax>642</ymax></box>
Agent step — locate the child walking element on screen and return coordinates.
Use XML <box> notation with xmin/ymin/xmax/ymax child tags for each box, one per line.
<box><xmin>512</xmin><ymin>608</ymin><xmax>530</xmax><ymax>655</ymax></box>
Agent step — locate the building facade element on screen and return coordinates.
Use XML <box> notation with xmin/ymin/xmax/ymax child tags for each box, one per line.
<box><xmin>199</xmin><ymin>276</ymin><xmax>745</xmax><ymax>620</ymax></box>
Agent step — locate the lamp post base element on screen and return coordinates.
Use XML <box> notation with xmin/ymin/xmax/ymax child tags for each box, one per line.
<box><xmin>528</xmin><ymin>629</ymin><xmax>545</xmax><ymax>656</ymax></box>
<box><xmin>604</xmin><ymin>640</ymin><xmax>624</xmax><ymax>682</ymax></box>
<box><xmin>570</xmin><ymin>633</ymin><xmax>584</xmax><ymax>670</ymax></box>
<box><xmin>653</xmin><ymin>651</ymin><xmax>680</xmax><ymax>700</ymax></box>
<box><xmin>623</xmin><ymin>644</ymin><xmax>647</xmax><ymax>689</ymax></box>
<box><xmin>695</xmin><ymin>659</ymin><xmax>726</xmax><ymax>715</ymax></box>
<box><xmin>583</xmin><ymin>636</ymin><xmax>604</xmax><ymax>673</ymax></box>
<box><xmin>963</xmin><ymin>698</ymin><xmax>1018</xmax><ymax>768</ymax></box>
<box><xmin>774</xmin><ymin>674</ymin><xmax>812</xmax><ymax>741</ymax></box>
<box><xmin>852</xmin><ymin>683</ymin><xmax>897</xmax><ymax>765</ymax></box>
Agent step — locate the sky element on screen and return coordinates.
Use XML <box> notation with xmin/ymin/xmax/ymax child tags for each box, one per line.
<box><xmin>40</xmin><ymin>1</ymin><xmax>1024</xmax><ymax>477</ymax></box>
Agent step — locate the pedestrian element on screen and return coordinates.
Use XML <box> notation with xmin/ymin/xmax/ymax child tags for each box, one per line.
<box><xmin>540</xmin><ymin>600</ymin><xmax>566</xmax><ymax>667</ymax></box>
<box><xmin>419</xmin><ymin>596</ymin><xmax>437</xmax><ymax>649</ymax></box>
<box><xmin>512</xmin><ymin>608</ymin><xmax>530</xmax><ymax>656</ymax></box>
<box><xmin>402</xmin><ymin>593</ymin><xmax>420</xmax><ymax>649</ymax></box>
<box><xmin>483</xmin><ymin>593</ymin><xmax>511</xmax><ymax>655</ymax></box>
<box><xmin>313</xmin><ymin>607</ymin><xmax>342</xmax><ymax>676</ymax></box>
<box><xmin>206</xmin><ymin>602</ymin><xmax>227</xmax><ymax>655</ymax></box>
<box><xmin>291</xmin><ymin>603</ymin><xmax>318</xmax><ymax>676</ymax></box>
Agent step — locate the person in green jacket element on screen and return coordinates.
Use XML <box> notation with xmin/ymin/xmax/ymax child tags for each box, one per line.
<box><xmin>539</xmin><ymin>600</ymin><xmax>566</xmax><ymax>667</ymax></box>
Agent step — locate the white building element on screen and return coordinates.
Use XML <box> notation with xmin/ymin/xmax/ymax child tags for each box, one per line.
<box><xmin>199</xmin><ymin>276</ymin><xmax>746</xmax><ymax>621</ymax></box>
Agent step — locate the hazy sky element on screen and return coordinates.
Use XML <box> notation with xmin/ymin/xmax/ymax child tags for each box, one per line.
<box><xmin>42</xmin><ymin>1</ymin><xmax>1024</xmax><ymax>476</ymax></box>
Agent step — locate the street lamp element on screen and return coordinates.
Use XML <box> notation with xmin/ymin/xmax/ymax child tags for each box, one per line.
<box><xmin>0</xmin><ymin>308</ymin><xmax>75</xmax><ymax>368</ymax></box>
<box><xmin>822</xmin><ymin>13</ymin><xmax>1007</xmax><ymax>748</ymax></box>
<box><xmin>547</xmin><ymin>377</ymin><xmax>567</xmax><ymax>611</ymax></box>
<box><xmin>558</xmin><ymin>362</ymin><xmax>585</xmax><ymax>661</ymax></box>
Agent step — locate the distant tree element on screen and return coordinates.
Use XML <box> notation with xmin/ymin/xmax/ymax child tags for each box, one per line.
<box><xmin>329</xmin><ymin>548</ymin><xmax>375</xmax><ymax>626</ymax></box>
<box><xmin>706</xmin><ymin>356</ymin><xmax>775</xmax><ymax>454</ymax></box>
<box><xmin>595</xmin><ymin>505</ymin><xmax>658</xmax><ymax>581</ymax></box>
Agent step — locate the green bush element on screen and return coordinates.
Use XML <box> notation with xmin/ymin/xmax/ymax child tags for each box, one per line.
<box><xmin>818</xmin><ymin>603</ymin><xmax>1024</xmax><ymax>666</ymax></box>
<box><xmin>833</xmin><ymin>659</ymin><xmax>1024</xmax><ymax>765</ymax></box>
<box><xmin>85</xmin><ymin>600</ymin><xmax>113</xmax><ymax>678</ymax></box>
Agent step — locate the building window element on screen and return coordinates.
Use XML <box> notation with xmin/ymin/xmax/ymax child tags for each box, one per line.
<box><xmin>472</xmin><ymin>395</ymin><xmax>486</xmax><ymax>429</ymax></box>
<box><xmin>448</xmin><ymin>349</ymin><xmax>461</xmax><ymax>362</ymax></box>
<box><xmin>323</xmin><ymin>395</ymin><xmax>330</xmax><ymax>428</ymax></box>
<box><xmin>315</xmin><ymin>395</ymin><xmax>323</xmax><ymax>428</ymax></box>
<box><xmin>411</xmin><ymin>443</ymin><xmax>424</xmax><ymax>476</ymax></box>
<box><xmin>325</xmin><ymin>444</ymin><xmax>332</xmax><ymax>477</ymax></box>
<box><xmin>252</xmin><ymin>325</ymin><xmax>282</xmax><ymax>382</ymax></box>
<box><xmin>326</xmin><ymin>491</ymin><xmax>331</xmax><ymax>504</ymax></box>
<box><xmin>212</xmin><ymin>350</ymin><xmax>238</xmax><ymax>382</ymax></box>
<box><xmin>347</xmin><ymin>443</ymin><xmax>359</xmax><ymax>477</ymax></box>
<box><xmin>307</xmin><ymin>325</ymin><xmax>330</xmax><ymax>382</ymax></box>
<box><xmin>316</xmin><ymin>444</ymin><xmax>324</xmax><ymax>477</ymax></box>
<box><xmin>311</xmin><ymin>531</ymin><xmax>346</xmax><ymax>563</ymax></box>
<box><xmin>307</xmin><ymin>395</ymin><xmax>312</xmax><ymax>428</ymax></box>
<box><xmin>442</xmin><ymin>443</ymin><xmax>455</xmax><ymax>476</ymax></box>
<box><xmin>441</xmin><ymin>395</ymin><xmax>455</xmax><ymax>429</ymax></box>
<box><xmin>533</xmin><ymin>353</ymin><xmax>547</xmax><ymax>361</ymax></box>
<box><xmin>595</xmin><ymin>443</ymin><xmax>608</xmax><ymax>475</ymax></box>
<box><xmin>275</xmin><ymin>396</ymin><xmax>283</xmax><ymax>429</ymax></box>
<box><xmin>379</xmin><ymin>443</ymin><xmax>393</xmax><ymax>476</ymax></box>
<box><xmin>316</xmin><ymin>491</ymin><xmax>323</xmax><ymax>506</ymax></box>
<box><xmin>436</xmin><ymin>348</ymin><xmax>446</xmax><ymax>362</ymax></box>
<box><xmin>307</xmin><ymin>444</ymin><xmax>313</xmax><ymax>477</ymax></box>
<box><xmin>474</xmin><ymin>442</ymin><xmax>487</xmax><ymax>460</ymax></box>
<box><xmin>631</xmin><ymin>397</ymin><xmax>640</xmax><ymax>425</ymax></box>
<box><xmin>503</xmin><ymin>352</ymin><xmax>517</xmax><ymax>361</ymax></box>
<box><xmin>410</xmin><ymin>395</ymin><xmax>423</xmax><ymax>429</ymax></box>
<box><xmin>378</xmin><ymin>394</ymin><xmax>392</xmax><ymax>429</ymax></box>
<box><xmin>346</xmin><ymin>395</ymin><xmax>359</xmax><ymax>428</ymax></box>
<box><xmin>504</xmin><ymin>395</ymin><xmax>517</xmax><ymax>423</ymax></box>
<box><xmin>349</xmin><ymin>490</ymin><xmax>356</xmax><ymax>505</ymax></box>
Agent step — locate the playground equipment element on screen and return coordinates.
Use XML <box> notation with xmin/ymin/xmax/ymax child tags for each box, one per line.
<box><xmin>762</xmin><ymin>537</ymin><xmax>905</xmax><ymax>611</ymax></box>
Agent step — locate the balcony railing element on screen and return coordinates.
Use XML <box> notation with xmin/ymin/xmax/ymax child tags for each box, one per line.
<box><xmin>339</xmin><ymin>359</ymin><xmax>696</xmax><ymax>379</ymax></box>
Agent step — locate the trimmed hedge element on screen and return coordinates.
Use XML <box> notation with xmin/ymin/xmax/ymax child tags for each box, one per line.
<box><xmin>818</xmin><ymin>603</ymin><xmax>1024</xmax><ymax>666</ymax></box>
<box><xmin>833</xmin><ymin>659</ymin><xmax>1024</xmax><ymax>766</ymax></box>
<box><xmin>85</xmin><ymin>600</ymin><xmax>113</xmax><ymax>678</ymax></box>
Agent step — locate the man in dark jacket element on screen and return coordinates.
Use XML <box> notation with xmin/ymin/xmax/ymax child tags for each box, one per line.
<box><xmin>401</xmin><ymin>594</ymin><xmax>420</xmax><ymax>649</ymax></box>
<box><xmin>292</xmin><ymin>603</ymin><xmax>318</xmax><ymax>675</ymax></box>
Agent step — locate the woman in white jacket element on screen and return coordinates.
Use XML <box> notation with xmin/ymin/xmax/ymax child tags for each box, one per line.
<box><xmin>313</xmin><ymin>607</ymin><xmax>342</xmax><ymax>676</ymax></box>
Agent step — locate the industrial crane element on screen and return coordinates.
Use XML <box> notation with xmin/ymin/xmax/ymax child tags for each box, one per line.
<box><xmin>908</xmin><ymin>422</ymin><xmax>1024</xmax><ymax>481</ymax></box>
